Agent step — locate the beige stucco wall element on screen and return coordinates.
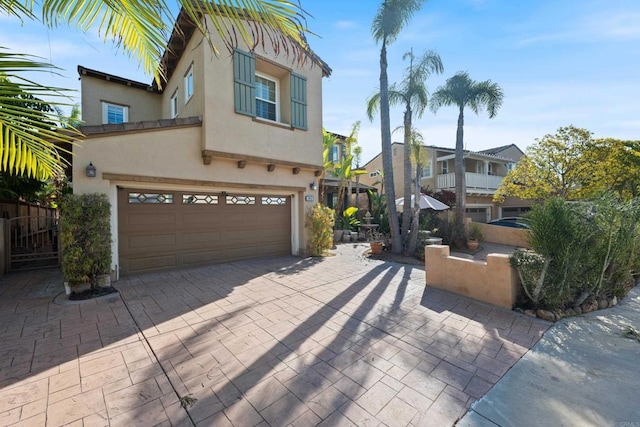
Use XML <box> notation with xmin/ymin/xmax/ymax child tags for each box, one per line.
<box><xmin>474</xmin><ymin>222</ymin><xmax>530</xmax><ymax>248</ymax></box>
<box><xmin>197</xmin><ymin>16</ymin><xmax>323</xmax><ymax>167</ymax></box>
<box><xmin>73</xmin><ymin>126</ymin><xmax>319</xmax><ymax>276</ymax></box>
<box><xmin>425</xmin><ymin>245</ymin><xmax>520</xmax><ymax>309</ymax></box>
<box><xmin>80</xmin><ymin>77</ymin><xmax>162</xmax><ymax>125</ymax></box>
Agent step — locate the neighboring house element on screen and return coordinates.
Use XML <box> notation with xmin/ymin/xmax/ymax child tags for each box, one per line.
<box><xmin>359</xmin><ymin>142</ymin><xmax>531</xmax><ymax>222</ymax></box>
<box><xmin>73</xmin><ymin>9</ymin><xmax>331</xmax><ymax>277</ymax></box>
<box><xmin>321</xmin><ymin>133</ymin><xmax>375</xmax><ymax>210</ymax></box>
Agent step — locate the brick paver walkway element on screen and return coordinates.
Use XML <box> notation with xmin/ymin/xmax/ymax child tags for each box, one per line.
<box><xmin>0</xmin><ymin>244</ymin><xmax>549</xmax><ymax>426</ymax></box>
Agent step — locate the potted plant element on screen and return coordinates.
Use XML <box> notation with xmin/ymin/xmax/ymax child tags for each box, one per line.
<box><xmin>335</xmin><ymin>207</ymin><xmax>361</xmax><ymax>242</ymax></box>
<box><xmin>60</xmin><ymin>193</ymin><xmax>113</xmax><ymax>298</ymax></box>
<box><xmin>451</xmin><ymin>224</ymin><xmax>467</xmax><ymax>249</ymax></box>
<box><xmin>467</xmin><ymin>223</ymin><xmax>484</xmax><ymax>250</ymax></box>
<box><xmin>369</xmin><ymin>230</ymin><xmax>384</xmax><ymax>255</ymax></box>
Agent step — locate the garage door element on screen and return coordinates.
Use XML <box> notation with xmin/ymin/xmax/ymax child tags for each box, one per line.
<box><xmin>118</xmin><ymin>189</ymin><xmax>291</xmax><ymax>275</ymax></box>
<box><xmin>466</xmin><ymin>207</ymin><xmax>490</xmax><ymax>223</ymax></box>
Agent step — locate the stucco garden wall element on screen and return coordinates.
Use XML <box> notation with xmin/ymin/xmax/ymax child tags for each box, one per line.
<box><xmin>425</xmin><ymin>245</ymin><xmax>520</xmax><ymax>309</ymax></box>
<box><xmin>474</xmin><ymin>222</ymin><xmax>530</xmax><ymax>247</ymax></box>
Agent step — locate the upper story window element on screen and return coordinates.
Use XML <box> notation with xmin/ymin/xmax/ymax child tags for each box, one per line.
<box><xmin>233</xmin><ymin>49</ymin><xmax>307</xmax><ymax>130</ymax></box>
<box><xmin>488</xmin><ymin>163</ymin><xmax>494</xmax><ymax>175</ymax></box>
<box><xmin>507</xmin><ymin>162</ymin><xmax>516</xmax><ymax>171</ymax></box>
<box><xmin>184</xmin><ymin>65</ymin><xmax>194</xmax><ymax>103</ymax></box>
<box><xmin>476</xmin><ymin>162</ymin><xmax>485</xmax><ymax>174</ymax></box>
<box><xmin>102</xmin><ymin>102</ymin><xmax>128</xmax><ymax>124</ymax></box>
<box><xmin>330</xmin><ymin>145</ymin><xmax>340</xmax><ymax>163</ymax></box>
<box><xmin>255</xmin><ymin>74</ymin><xmax>278</xmax><ymax>121</ymax></box>
<box><xmin>441</xmin><ymin>160</ymin><xmax>448</xmax><ymax>174</ymax></box>
<box><xmin>170</xmin><ymin>90</ymin><xmax>178</xmax><ymax>118</ymax></box>
<box><xmin>422</xmin><ymin>160</ymin><xmax>432</xmax><ymax>178</ymax></box>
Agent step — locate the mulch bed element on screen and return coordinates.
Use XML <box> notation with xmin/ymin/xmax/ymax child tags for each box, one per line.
<box><xmin>69</xmin><ymin>286</ymin><xmax>119</xmax><ymax>301</ymax></box>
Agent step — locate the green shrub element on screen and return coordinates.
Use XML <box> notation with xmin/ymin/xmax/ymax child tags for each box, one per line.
<box><xmin>60</xmin><ymin>193</ymin><xmax>112</xmax><ymax>288</ymax></box>
<box><xmin>335</xmin><ymin>206</ymin><xmax>360</xmax><ymax>231</ymax></box>
<box><xmin>513</xmin><ymin>194</ymin><xmax>640</xmax><ymax>309</ymax></box>
<box><xmin>306</xmin><ymin>204</ymin><xmax>335</xmax><ymax>256</ymax></box>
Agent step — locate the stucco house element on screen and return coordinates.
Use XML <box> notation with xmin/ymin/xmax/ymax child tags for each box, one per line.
<box><xmin>359</xmin><ymin>142</ymin><xmax>531</xmax><ymax>222</ymax></box>
<box><xmin>73</xmin><ymin>9</ymin><xmax>331</xmax><ymax>277</ymax></box>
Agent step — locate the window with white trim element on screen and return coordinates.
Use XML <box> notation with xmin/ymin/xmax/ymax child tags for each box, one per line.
<box><xmin>255</xmin><ymin>73</ymin><xmax>278</xmax><ymax>122</ymax></box>
<box><xmin>488</xmin><ymin>163</ymin><xmax>494</xmax><ymax>175</ymax></box>
<box><xmin>102</xmin><ymin>102</ymin><xmax>128</xmax><ymax>124</ymax></box>
<box><xmin>476</xmin><ymin>162</ymin><xmax>485</xmax><ymax>174</ymax></box>
<box><xmin>440</xmin><ymin>161</ymin><xmax>448</xmax><ymax>174</ymax></box>
<box><xmin>422</xmin><ymin>160</ymin><xmax>432</xmax><ymax>178</ymax></box>
<box><xmin>507</xmin><ymin>162</ymin><xmax>516</xmax><ymax>171</ymax></box>
<box><xmin>184</xmin><ymin>65</ymin><xmax>194</xmax><ymax>103</ymax></box>
<box><xmin>170</xmin><ymin>90</ymin><xmax>178</xmax><ymax>118</ymax></box>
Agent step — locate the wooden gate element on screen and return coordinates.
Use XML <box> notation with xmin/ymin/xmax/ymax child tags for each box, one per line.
<box><xmin>7</xmin><ymin>215</ymin><xmax>60</xmax><ymax>271</ymax></box>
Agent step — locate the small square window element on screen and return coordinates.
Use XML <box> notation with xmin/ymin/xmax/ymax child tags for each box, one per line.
<box><xmin>170</xmin><ymin>90</ymin><xmax>178</xmax><ymax>118</ymax></box>
<box><xmin>102</xmin><ymin>102</ymin><xmax>128</xmax><ymax>124</ymax></box>
<box><xmin>441</xmin><ymin>161</ymin><xmax>448</xmax><ymax>174</ymax></box>
<box><xmin>184</xmin><ymin>65</ymin><xmax>194</xmax><ymax>103</ymax></box>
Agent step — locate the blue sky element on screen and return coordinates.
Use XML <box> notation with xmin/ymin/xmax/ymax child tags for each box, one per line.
<box><xmin>2</xmin><ymin>0</ymin><xmax>639</xmax><ymax>164</ymax></box>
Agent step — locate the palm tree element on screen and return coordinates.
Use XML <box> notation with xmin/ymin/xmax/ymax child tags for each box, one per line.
<box><xmin>367</xmin><ymin>48</ymin><xmax>443</xmax><ymax>249</ymax></box>
<box><xmin>334</xmin><ymin>122</ymin><xmax>367</xmax><ymax>215</ymax></box>
<box><xmin>371</xmin><ymin>0</ymin><xmax>426</xmax><ymax>253</ymax></box>
<box><xmin>407</xmin><ymin>129</ymin><xmax>428</xmax><ymax>254</ymax></box>
<box><xmin>430</xmin><ymin>71</ymin><xmax>504</xmax><ymax>229</ymax></box>
<box><xmin>1</xmin><ymin>0</ymin><xmax>311</xmax><ymax>179</ymax></box>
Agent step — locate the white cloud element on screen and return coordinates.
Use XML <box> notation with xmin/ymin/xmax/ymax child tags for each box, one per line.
<box><xmin>334</xmin><ymin>20</ymin><xmax>358</xmax><ymax>30</ymax></box>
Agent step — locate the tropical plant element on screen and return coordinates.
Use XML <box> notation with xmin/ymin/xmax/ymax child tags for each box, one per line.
<box><xmin>367</xmin><ymin>48</ymin><xmax>443</xmax><ymax>250</ymax></box>
<box><xmin>430</xmin><ymin>71</ymin><xmax>504</xmax><ymax>229</ymax></box>
<box><xmin>468</xmin><ymin>222</ymin><xmax>484</xmax><ymax>242</ymax></box>
<box><xmin>306</xmin><ymin>204</ymin><xmax>335</xmax><ymax>256</ymax></box>
<box><xmin>407</xmin><ymin>129</ymin><xmax>428</xmax><ymax>254</ymax></box>
<box><xmin>321</xmin><ymin>129</ymin><xmax>338</xmax><ymax>204</ymax></box>
<box><xmin>371</xmin><ymin>0</ymin><xmax>426</xmax><ymax>254</ymax></box>
<box><xmin>1</xmin><ymin>0</ymin><xmax>311</xmax><ymax>179</ymax></box>
<box><xmin>335</xmin><ymin>206</ymin><xmax>361</xmax><ymax>231</ymax></box>
<box><xmin>333</xmin><ymin>121</ymin><xmax>367</xmax><ymax>215</ymax></box>
<box><xmin>60</xmin><ymin>193</ymin><xmax>112</xmax><ymax>289</ymax></box>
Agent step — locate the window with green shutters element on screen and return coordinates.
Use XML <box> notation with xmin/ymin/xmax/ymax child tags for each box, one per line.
<box><xmin>233</xmin><ymin>49</ymin><xmax>307</xmax><ymax>130</ymax></box>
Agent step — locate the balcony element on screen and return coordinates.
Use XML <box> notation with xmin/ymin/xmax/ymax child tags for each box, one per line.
<box><xmin>436</xmin><ymin>172</ymin><xmax>505</xmax><ymax>194</ymax></box>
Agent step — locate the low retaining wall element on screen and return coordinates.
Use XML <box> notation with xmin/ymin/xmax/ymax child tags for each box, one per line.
<box><xmin>475</xmin><ymin>222</ymin><xmax>530</xmax><ymax>247</ymax></box>
<box><xmin>425</xmin><ymin>245</ymin><xmax>520</xmax><ymax>309</ymax></box>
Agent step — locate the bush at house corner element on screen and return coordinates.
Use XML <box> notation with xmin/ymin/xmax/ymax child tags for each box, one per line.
<box><xmin>60</xmin><ymin>193</ymin><xmax>112</xmax><ymax>290</ymax></box>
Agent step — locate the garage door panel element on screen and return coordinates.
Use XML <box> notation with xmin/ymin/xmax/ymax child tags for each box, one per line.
<box><xmin>182</xmin><ymin>231</ymin><xmax>223</xmax><ymax>246</ymax></box>
<box><xmin>126</xmin><ymin>234</ymin><xmax>177</xmax><ymax>249</ymax></box>
<box><xmin>128</xmin><ymin>255</ymin><xmax>178</xmax><ymax>274</ymax></box>
<box><xmin>118</xmin><ymin>189</ymin><xmax>291</xmax><ymax>276</ymax></box>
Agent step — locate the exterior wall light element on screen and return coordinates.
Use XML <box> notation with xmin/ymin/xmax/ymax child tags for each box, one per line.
<box><xmin>86</xmin><ymin>162</ymin><xmax>97</xmax><ymax>178</ymax></box>
<box><xmin>310</xmin><ymin>181</ymin><xmax>318</xmax><ymax>191</ymax></box>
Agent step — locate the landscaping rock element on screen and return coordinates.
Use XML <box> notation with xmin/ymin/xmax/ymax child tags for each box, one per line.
<box><xmin>524</xmin><ymin>309</ymin><xmax>537</xmax><ymax>317</ymax></box>
<box><xmin>598</xmin><ymin>299</ymin><xmax>609</xmax><ymax>310</ymax></box>
<box><xmin>573</xmin><ymin>306</ymin><xmax>582</xmax><ymax>315</ymax></box>
<box><xmin>536</xmin><ymin>309</ymin><xmax>556</xmax><ymax>322</ymax></box>
<box><xmin>565</xmin><ymin>308</ymin><xmax>576</xmax><ymax>317</ymax></box>
<box><xmin>609</xmin><ymin>296</ymin><xmax>618</xmax><ymax>307</ymax></box>
<box><xmin>581</xmin><ymin>301</ymin><xmax>598</xmax><ymax>313</ymax></box>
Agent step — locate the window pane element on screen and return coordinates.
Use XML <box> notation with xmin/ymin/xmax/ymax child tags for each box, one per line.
<box><xmin>107</xmin><ymin>105</ymin><xmax>125</xmax><ymax>124</ymax></box>
<box><xmin>128</xmin><ymin>193</ymin><xmax>173</xmax><ymax>204</ymax></box>
<box><xmin>255</xmin><ymin>76</ymin><xmax>276</xmax><ymax>101</ymax></box>
<box><xmin>256</xmin><ymin>99</ymin><xmax>276</xmax><ymax>121</ymax></box>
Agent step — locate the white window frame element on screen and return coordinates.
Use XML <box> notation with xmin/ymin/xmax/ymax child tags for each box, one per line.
<box><xmin>255</xmin><ymin>72</ymin><xmax>279</xmax><ymax>122</ymax></box>
<box><xmin>184</xmin><ymin>64</ymin><xmax>194</xmax><ymax>103</ymax></box>
<box><xmin>330</xmin><ymin>145</ymin><xmax>340</xmax><ymax>163</ymax></box>
<box><xmin>101</xmin><ymin>102</ymin><xmax>129</xmax><ymax>124</ymax></box>
<box><xmin>476</xmin><ymin>162</ymin><xmax>485</xmax><ymax>174</ymax></box>
<box><xmin>488</xmin><ymin>163</ymin><xmax>494</xmax><ymax>175</ymax></box>
<box><xmin>170</xmin><ymin>90</ymin><xmax>178</xmax><ymax>118</ymax></box>
<box><xmin>441</xmin><ymin>160</ymin><xmax>448</xmax><ymax>174</ymax></box>
<box><xmin>507</xmin><ymin>162</ymin><xmax>516</xmax><ymax>171</ymax></box>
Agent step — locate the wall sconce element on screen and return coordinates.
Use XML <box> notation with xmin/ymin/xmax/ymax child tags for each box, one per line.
<box><xmin>86</xmin><ymin>162</ymin><xmax>97</xmax><ymax>178</ymax></box>
<box><xmin>309</xmin><ymin>181</ymin><xmax>318</xmax><ymax>191</ymax></box>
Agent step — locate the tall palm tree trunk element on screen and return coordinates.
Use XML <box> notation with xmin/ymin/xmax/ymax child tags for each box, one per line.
<box><xmin>402</xmin><ymin>108</ymin><xmax>412</xmax><ymax>250</ymax></box>
<box><xmin>455</xmin><ymin>106</ymin><xmax>466</xmax><ymax>228</ymax></box>
<box><xmin>407</xmin><ymin>164</ymin><xmax>422</xmax><ymax>254</ymax></box>
<box><xmin>380</xmin><ymin>39</ymin><xmax>402</xmax><ymax>253</ymax></box>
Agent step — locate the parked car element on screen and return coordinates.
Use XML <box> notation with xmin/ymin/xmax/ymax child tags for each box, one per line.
<box><xmin>488</xmin><ymin>217</ymin><xmax>531</xmax><ymax>229</ymax></box>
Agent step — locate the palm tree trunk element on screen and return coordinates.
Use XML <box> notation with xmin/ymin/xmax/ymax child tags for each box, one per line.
<box><xmin>407</xmin><ymin>164</ymin><xmax>421</xmax><ymax>254</ymax></box>
<box><xmin>379</xmin><ymin>39</ymin><xmax>401</xmax><ymax>253</ymax></box>
<box><xmin>402</xmin><ymin>108</ymin><xmax>412</xmax><ymax>251</ymax></box>
<box><xmin>455</xmin><ymin>105</ymin><xmax>466</xmax><ymax>228</ymax></box>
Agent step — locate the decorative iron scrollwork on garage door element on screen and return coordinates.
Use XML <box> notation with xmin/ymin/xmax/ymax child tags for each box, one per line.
<box><xmin>261</xmin><ymin>197</ymin><xmax>286</xmax><ymax>205</ymax></box>
<box><xmin>226</xmin><ymin>195</ymin><xmax>256</xmax><ymax>205</ymax></box>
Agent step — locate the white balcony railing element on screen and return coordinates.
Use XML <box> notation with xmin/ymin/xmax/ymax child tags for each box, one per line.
<box><xmin>436</xmin><ymin>172</ymin><xmax>505</xmax><ymax>194</ymax></box>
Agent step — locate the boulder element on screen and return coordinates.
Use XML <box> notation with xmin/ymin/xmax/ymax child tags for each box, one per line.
<box><xmin>536</xmin><ymin>309</ymin><xmax>556</xmax><ymax>322</ymax></box>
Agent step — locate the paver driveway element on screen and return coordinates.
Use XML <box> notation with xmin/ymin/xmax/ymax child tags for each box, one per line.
<box><xmin>0</xmin><ymin>244</ymin><xmax>549</xmax><ymax>426</ymax></box>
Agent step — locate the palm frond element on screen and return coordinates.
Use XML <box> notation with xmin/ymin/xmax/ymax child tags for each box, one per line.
<box><xmin>372</xmin><ymin>0</ymin><xmax>425</xmax><ymax>44</ymax></box>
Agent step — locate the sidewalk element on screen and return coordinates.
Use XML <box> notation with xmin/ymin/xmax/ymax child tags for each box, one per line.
<box><xmin>458</xmin><ymin>284</ymin><xmax>640</xmax><ymax>427</ymax></box>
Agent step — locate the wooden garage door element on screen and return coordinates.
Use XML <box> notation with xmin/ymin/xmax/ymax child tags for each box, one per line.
<box><xmin>118</xmin><ymin>189</ymin><xmax>291</xmax><ymax>275</ymax></box>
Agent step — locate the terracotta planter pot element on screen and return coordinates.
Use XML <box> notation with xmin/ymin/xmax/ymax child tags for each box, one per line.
<box><xmin>467</xmin><ymin>239</ymin><xmax>479</xmax><ymax>250</ymax></box>
<box><xmin>370</xmin><ymin>242</ymin><xmax>383</xmax><ymax>255</ymax></box>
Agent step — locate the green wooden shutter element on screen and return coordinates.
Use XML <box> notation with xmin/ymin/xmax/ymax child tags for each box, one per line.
<box><xmin>290</xmin><ymin>73</ymin><xmax>307</xmax><ymax>130</ymax></box>
<box><xmin>234</xmin><ymin>49</ymin><xmax>256</xmax><ymax>117</ymax></box>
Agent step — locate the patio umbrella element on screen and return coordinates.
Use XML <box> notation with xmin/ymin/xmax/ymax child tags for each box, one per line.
<box><xmin>395</xmin><ymin>193</ymin><xmax>450</xmax><ymax>212</ymax></box>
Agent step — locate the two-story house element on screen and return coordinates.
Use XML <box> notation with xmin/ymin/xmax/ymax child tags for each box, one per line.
<box><xmin>360</xmin><ymin>142</ymin><xmax>531</xmax><ymax>222</ymax></box>
<box><xmin>72</xmin><ymin>9</ymin><xmax>331</xmax><ymax>277</ymax></box>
